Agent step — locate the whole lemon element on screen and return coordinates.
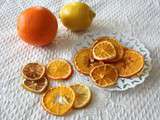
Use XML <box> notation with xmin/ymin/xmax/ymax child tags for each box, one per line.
<box><xmin>59</xmin><ymin>2</ymin><xmax>95</xmax><ymax>31</ymax></box>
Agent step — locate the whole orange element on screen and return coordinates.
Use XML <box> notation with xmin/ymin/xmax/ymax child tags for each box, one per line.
<box><xmin>17</xmin><ymin>6</ymin><xmax>58</xmax><ymax>46</ymax></box>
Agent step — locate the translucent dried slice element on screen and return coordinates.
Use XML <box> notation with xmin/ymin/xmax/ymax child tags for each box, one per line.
<box><xmin>46</xmin><ymin>59</ymin><xmax>73</xmax><ymax>80</ymax></box>
<box><xmin>90</xmin><ymin>64</ymin><xmax>118</xmax><ymax>87</ymax></box>
<box><xmin>105</xmin><ymin>37</ymin><xmax>124</xmax><ymax>62</ymax></box>
<box><xmin>22</xmin><ymin>77</ymin><xmax>48</xmax><ymax>93</ymax></box>
<box><xmin>70</xmin><ymin>84</ymin><xmax>91</xmax><ymax>108</ymax></box>
<box><xmin>22</xmin><ymin>63</ymin><xmax>45</xmax><ymax>81</ymax></box>
<box><xmin>41</xmin><ymin>86</ymin><xmax>75</xmax><ymax>116</ymax></box>
<box><xmin>92</xmin><ymin>41</ymin><xmax>116</xmax><ymax>61</ymax></box>
<box><xmin>74</xmin><ymin>48</ymin><xmax>104</xmax><ymax>75</ymax></box>
<box><xmin>92</xmin><ymin>36</ymin><xmax>124</xmax><ymax>62</ymax></box>
<box><xmin>112</xmin><ymin>49</ymin><xmax>144</xmax><ymax>77</ymax></box>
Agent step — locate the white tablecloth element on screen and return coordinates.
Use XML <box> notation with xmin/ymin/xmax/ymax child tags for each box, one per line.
<box><xmin>0</xmin><ymin>0</ymin><xmax>159</xmax><ymax>120</ymax></box>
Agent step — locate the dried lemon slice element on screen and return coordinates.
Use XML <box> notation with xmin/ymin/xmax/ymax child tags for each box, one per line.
<box><xmin>112</xmin><ymin>49</ymin><xmax>144</xmax><ymax>77</ymax></box>
<box><xmin>90</xmin><ymin>64</ymin><xmax>118</xmax><ymax>87</ymax></box>
<box><xmin>41</xmin><ymin>86</ymin><xmax>75</xmax><ymax>116</ymax></box>
<box><xmin>46</xmin><ymin>59</ymin><xmax>73</xmax><ymax>80</ymax></box>
<box><xmin>92</xmin><ymin>41</ymin><xmax>116</xmax><ymax>61</ymax></box>
<box><xmin>22</xmin><ymin>63</ymin><xmax>45</xmax><ymax>81</ymax></box>
<box><xmin>74</xmin><ymin>48</ymin><xmax>104</xmax><ymax>75</ymax></box>
<box><xmin>70</xmin><ymin>84</ymin><xmax>91</xmax><ymax>108</ymax></box>
<box><xmin>22</xmin><ymin>77</ymin><xmax>48</xmax><ymax>93</ymax></box>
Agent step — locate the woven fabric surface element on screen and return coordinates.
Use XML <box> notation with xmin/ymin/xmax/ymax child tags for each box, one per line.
<box><xmin>0</xmin><ymin>0</ymin><xmax>160</xmax><ymax>120</ymax></box>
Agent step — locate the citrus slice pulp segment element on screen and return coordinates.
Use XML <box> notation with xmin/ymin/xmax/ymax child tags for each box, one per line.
<box><xmin>22</xmin><ymin>77</ymin><xmax>48</xmax><ymax>93</ymax></box>
<box><xmin>70</xmin><ymin>84</ymin><xmax>91</xmax><ymax>108</ymax></box>
<box><xmin>41</xmin><ymin>86</ymin><xmax>75</xmax><ymax>116</ymax></box>
<box><xmin>112</xmin><ymin>49</ymin><xmax>144</xmax><ymax>77</ymax></box>
<box><xmin>47</xmin><ymin>59</ymin><xmax>73</xmax><ymax>80</ymax></box>
<box><xmin>22</xmin><ymin>63</ymin><xmax>45</xmax><ymax>81</ymax></box>
<box><xmin>92</xmin><ymin>41</ymin><xmax>116</xmax><ymax>61</ymax></box>
<box><xmin>90</xmin><ymin>64</ymin><xmax>118</xmax><ymax>87</ymax></box>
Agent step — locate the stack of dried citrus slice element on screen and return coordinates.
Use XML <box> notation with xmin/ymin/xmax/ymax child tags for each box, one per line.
<box><xmin>21</xmin><ymin>60</ymin><xmax>92</xmax><ymax>116</ymax></box>
<box><xmin>74</xmin><ymin>36</ymin><xmax>144</xmax><ymax>88</ymax></box>
<box><xmin>21</xmin><ymin>63</ymin><xmax>48</xmax><ymax>93</ymax></box>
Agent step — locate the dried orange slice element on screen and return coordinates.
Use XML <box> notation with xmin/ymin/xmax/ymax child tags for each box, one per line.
<box><xmin>46</xmin><ymin>59</ymin><xmax>73</xmax><ymax>80</ymax></box>
<box><xmin>90</xmin><ymin>64</ymin><xmax>118</xmax><ymax>87</ymax></box>
<box><xmin>132</xmin><ymin>67</ymin><xmax>144</xmax><ymax>78</ymax></box>
<box><xmin>74</xmin><ymin>48</ymin><xmax>104</xmax><ymax>75</ymax></box>
<box><xmin>91</xmin><ymin>36</ymin><xmax>107</xmax><ymax>48</ymax></box>
<box><xmin>70</xmin><ymin>84</ymin><xmax>91</xmax><ymax>108</ymax></box>
<box><xmin>22</xmin><ymin>63</ymin><xmax>45</xmax><ymax>81</ymax></box>
<box><xmin>92</xmin><ymin>36</ymin><xmax>124</xmax><ymax>62</ymax></box>
<box><xmin>41</xmin><ymin>86</ymin><xmax>75</xmax><ymax>116</ymax></box>
<box><xmin>92</xmin><ymin>41</ymin><xmax>116</xmax><ymax>61</ymax></box>
<box><xmin>106</xmin><ymin>37</ymin><xmax>124</xmax><ymax>62</ymax></box>
<box><xmin>22</xmin><ymin>77</ymin><xmax>48</xmax><ymax>93</ymax></box>
<box><xmin>112</xmin><ymin>49</ymin><xmax>144</xmax><ymax>77</ymax></box>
